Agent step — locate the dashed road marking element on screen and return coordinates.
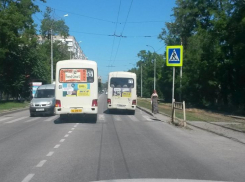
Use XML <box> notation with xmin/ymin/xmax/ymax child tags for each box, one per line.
<box><xmin>128</xmin><ymin>115</ymin><xmax>139</xmax><ymax>122</ymax></box>
<box><xmin>46</xmin><ymin>151</ymin><xmax>54</xmax><ymax>157</ymax></box>
<box><xmin>71</xmin><ymin>128</ymin><xmax>75</xmax><ymax>130</ymax></box>
<box><xmin>36</xmin><ymin>160</ymin><xmax>47</xmax><ymax>167</ymax></box>
<box><xmin>64</xmin><ymin>134</ymin><xmax>69</xmax><ymax>137</ymax></box>
<box><xmin>60</xmin><ymin>139</ymin><xmax>65</xmax><ymax>142</ymax></box>
<box><xmin>113</xmin><ymin>115</ymin><xmax>122</xmax><ymax>121</ymax></box>
<box><xmin>68</xmin><ymin>131</ymin><xmax>72</xmax><ymax>133</ymax></box>
<box><xmin>98</xmin><ymin>114</ymin><xmax>105</xmax><ymax>120</ymax></box>
<box><xmin>143</xmin><ymin>115</ymin><xmax>151</xmax><ymax>121</ymax></box>
<box><xmin>44</xmin><ymin>115</ymin><xmax>59</xmax><ymax>122</ymax></box>
<box><xmin>5</xmin><ymin>116</ymin><xmax>28</xmax><ymax>124</ymax></box>
<box><xmin>54</xmin><ymin>144</ymin><xmax>60</xmax><ymax>149</ymax></box>
<box><xmin>21</xmin><ymin>173</ymin><xmax>35</xmax><ymax>182</ymax></box>
<box><xmin>24</xmin><ymin>117</ymin><xmax>40</xmax><ymax>123</ymax></box>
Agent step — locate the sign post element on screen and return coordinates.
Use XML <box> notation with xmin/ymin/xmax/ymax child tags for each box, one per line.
<box><xmin>166</xmin><ymin>45</ymin><xmax>183</xmax><ymax>110</ymax></box>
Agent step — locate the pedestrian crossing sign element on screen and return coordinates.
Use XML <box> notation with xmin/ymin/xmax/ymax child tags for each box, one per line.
<box><xmin>166</xmin><ymin>45</ymin><xmax>183</xmax><ymax>67</ymax></box>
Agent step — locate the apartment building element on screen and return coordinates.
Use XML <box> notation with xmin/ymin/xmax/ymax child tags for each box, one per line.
<box><xmin>38</xmin><ymin>35</ymin><xmax>87</xmax><ymax>60</ymax></box>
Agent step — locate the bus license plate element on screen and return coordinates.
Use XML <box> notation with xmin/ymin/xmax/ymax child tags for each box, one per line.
<box><xmin>71</xmin><ymin>109</ymin><xmax>82</xmax><ymax>113</ymax></box>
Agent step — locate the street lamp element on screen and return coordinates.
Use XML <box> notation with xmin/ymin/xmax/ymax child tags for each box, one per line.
<box><xmin>146</xmin><ymin>45</ymin><xmax>156</xmax><ymax>90</ymax></box>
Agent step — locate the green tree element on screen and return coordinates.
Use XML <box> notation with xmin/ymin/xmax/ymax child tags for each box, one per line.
<box><xmin>40</xmin><ymin>7</ymin><xmax>69</xmax><ymax>39</ymax></box>
<box><xmin>0</xmin><ymin>0</ymin><xmax>45</xmax><ymax>99</ymax></box>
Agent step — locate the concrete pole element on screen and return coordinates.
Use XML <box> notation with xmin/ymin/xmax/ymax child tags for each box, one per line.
<box><xmin>51</xmin><ymin>29</ymin><xmax>53</xmax><ymax>84</ymax></box>
<box><xmin>154</xmin><ymin>58</ymin><xmax>156</xmax><ymax>90</ymax></box>
<box><xmin>180</xmin><ymin>39</ymin><xmax>183</xmax><ymax>101</ymax></box>
<box><xmin>172</xmin><ymin>67</ymin><xmax>175</xmax><ymax>108</ymax></box>
<box><xmin>141</xmin><ymin>64</ymin><xmax>142</xmax><ymax>97</ymax></box>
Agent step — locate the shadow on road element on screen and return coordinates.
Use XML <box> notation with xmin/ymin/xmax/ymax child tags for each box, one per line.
<box><xmin>103</xmin><ymin>109</ymin><xmax>133</xmax><ymax>115</ymax></box>
<box><xmin>54</xmin><ymin>114</ymin><xmax>97</xmax><ymax>124</ymax></box>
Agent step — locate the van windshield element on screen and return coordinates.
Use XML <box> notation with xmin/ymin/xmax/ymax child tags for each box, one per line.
<box><xmin>34</xmin><ymin>89</ymin><xmax>55</xmax><ymax>98</ymax></box>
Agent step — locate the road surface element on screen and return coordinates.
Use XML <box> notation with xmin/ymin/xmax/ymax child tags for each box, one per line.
<box><xmin>0</xmin><ymin>94</ymin><xmax>244</xmax><ymax>182</ymax></box>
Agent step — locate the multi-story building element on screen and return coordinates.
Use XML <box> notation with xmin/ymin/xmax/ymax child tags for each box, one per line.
<box><xmin>53</xmin><ymin>35</ymin><xmax>87</xmax><ymax>60</ymax></box>
<box><xmin>38</xmin><ymin>35</ymin><xmax>87</xmax><ymax>60</ymax></box>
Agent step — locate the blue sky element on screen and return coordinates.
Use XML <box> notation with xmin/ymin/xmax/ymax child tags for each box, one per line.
<box><xmin>34</xmin><ymin>0</ymin><xmax>176</xmax><ymax>82</ymax></box>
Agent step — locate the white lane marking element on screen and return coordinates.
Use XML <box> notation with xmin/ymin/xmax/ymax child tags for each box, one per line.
<box><xmin>21</xmin><ymin>173</ymin><xmax>35</xmax><ymax>182</ymax></box>
<box><xmin>64</xmin><ymin>134</ymin><xmax>69</xmax><ymax>137</ymax></box>
<box><xmin>24</xmin><ymin>117</ymin><xmax>40</xmax><ymax>123</ymax></box>
<box><xmin>98</xmin><ymin>114</ymin><xmax>105</xmax><ymax>120</ymax></box>
<box><xmin>36</xmin><ymin>160</ymin><xmax>47</xmax><ymax>167</ymax></box>
<box><xmin>44</xmin><ymin>115</ymin><xmax>59</xmax><ymax>122</ymax></box>
<box><xmin>5</xmin><ymin>116</ymin><xmax>28</xmax><ymax>124</ymax></box>
<box><xmin>76</xmin><ymin>123</ymin><xmax>79</xmax><ymax>124</ymax></box>
<box><xmin>46</xmin><ymin>151</ymin><xmax>54</xmax><ymax>156</ymax></box>
<box><xmin>71</xmin><ymin>128</ymin><xmax>75</xmax><ymax>130</ymax></box>
<box><xmin>113</xmin><ymin>115</ymin><xmax>122</xmax><ymax>121</ymax></box>
<box><xmin>74</xmin><ymin>125</ymin><xmax>77</xmax><ymax>127</ymax></box>
<box><xmin>54</xmin><ymin>144</ymin><xmax>60</xmax><ymax>148</ymax></box>
<box><xmin>60</xmin><ymin>139</ymin><xmax>65</xmax><ymax>142</ymax></box>
<box><xmin>143</xmin><ymin>115</ymin><xmax>151</xmax><ymax>121</ymax></box>
<box><xmin>0</xmin><ymin>117</ymin><xmax>12</xmax><ymax>122</ymax></box>
<box><xmin>68</xmin><ymin>131</ymin><xmax>72</xmax><ymax>133</ymax></box>
<box><xmin>128</xmin><ymin>115</ymin><xmax>139</xmax><ymax>122</ymax></box>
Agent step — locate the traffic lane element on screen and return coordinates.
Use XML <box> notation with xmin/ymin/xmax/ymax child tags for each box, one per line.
<box><xmin>0</xmin><ymin>109</ymin><xmax>58</xmax><ymax>141</ymax></box>
<box><xmin>26</xmin><ymin>103</ymin><xmax>245</xmax><ymax>182</ymax></box>
<box><xmin>0</xmin><ymin>113</ymin><xmax>76</xmax><ymax>182</ymax></box>
<box><xmin>0</xmin><ymin>109</ymin><xmax>30</xmax><ymax>125</ymax></box>
<box><xmin>1</xmin><ymin>94</ymin><xmax>244</xmax><ymax>182</ymax></box>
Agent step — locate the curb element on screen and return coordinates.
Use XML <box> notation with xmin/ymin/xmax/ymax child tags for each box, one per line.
<box><xmin>136</xmin><ymin>106</ymin><xmax>154</xmax><ymax>116</ymax></box>
<box><xmin>186</xmin><ymin>121</ymin><xmax>245</xmax><ymax>145</ymax></box>
<box><xmin>0</xmin><ymin>107</ymin><xmax>29</xmax><ymax>116</ymax></box>
<box><xmin>137</xmin><ymin>105</ymin><xmax>245</xmax><ymax>145</ymax></box>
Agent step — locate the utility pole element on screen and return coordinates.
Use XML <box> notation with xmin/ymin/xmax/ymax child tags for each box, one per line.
<box><xmin>180</xmin><ymin>39</ymin><xmax>183</xmax><ymax>101</ymax></box>
<box><xmin>51</xmin><ymin>28</ymin><xmax>53</xmax><ymax>84</ymax></box>
<box><xmin>141</xmin><ymin>63</ymin><xmax>142</xmax><ymax>97</ymax></box>
<box><xmin>154</xmin><ymin>57</ymin><xmax>156</xmax><ymax>90</ymax></box>
<box><xmin>146</xmin><ymin>45</ymin><xmax>156</xmax><ymax>90</ymax></box>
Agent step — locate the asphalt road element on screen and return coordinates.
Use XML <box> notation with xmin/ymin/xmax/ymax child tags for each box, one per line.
<box><xmin>0</xmin><ymin>94</ymin><xmax>245</xmax><ymax>182</ymax></box>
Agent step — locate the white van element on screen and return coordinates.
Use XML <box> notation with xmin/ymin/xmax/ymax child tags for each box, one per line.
<box><xmin>107</xmin><ymin>72</ymin><xmax>137</xmax><ymax>114</ymax></box>
<box><xmin>55</xmin><ymin>60</ymin><xmax>98</xmax><ymax>121</ymax></box>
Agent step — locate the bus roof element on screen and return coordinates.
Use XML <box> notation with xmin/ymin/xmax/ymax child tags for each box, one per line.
<box><xmin>56</xmin><ymin>60</ymin><xmax>97</xmax><ymax>67</ymax></box>
<box><xmin>109</xmin><ymin>71</ymin><xmax>136</xmax><ymax>78</ymax></box>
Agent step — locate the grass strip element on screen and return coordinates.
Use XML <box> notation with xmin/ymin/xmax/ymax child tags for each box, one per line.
<box><xmin>0</xmin><ymin>101</ymin><xmax>29</xmax><ymax>112</ymax></box>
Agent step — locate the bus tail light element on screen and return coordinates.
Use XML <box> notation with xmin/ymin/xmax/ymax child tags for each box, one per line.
<box><xmin>55</xmin><ymin>100</ymin><xmax>61</xmax><ymax>107</ymax></box>
<box><xmin>132</xmin><ymin>100</ymin><xmax>137</xmax><ymax>105</ymax></box>
<box><xmin>107</xmin><ymin>99</ymin><xmax>111</xmax><ymax>104</ymax></box>
<box><xmin>92</xmin><ymin>99</ymin><xmax>98</xmax><ymax>107</ymax></box>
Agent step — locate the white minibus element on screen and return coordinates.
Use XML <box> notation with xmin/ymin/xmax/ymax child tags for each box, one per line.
<box><xmin>55</xmin><ymin>60</ymin><xmax>98</xmax><ymax>121</ymax></box>
<box><xmin>107</xmin><ymin>72</ymin><xmax>137</xmax><ymax>115</ymax></box>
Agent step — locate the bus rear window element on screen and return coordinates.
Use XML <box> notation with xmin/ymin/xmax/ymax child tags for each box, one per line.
<box><xmin>110</xmin><ymin>77</ymin><xmax>134</xmax><ymax>88</ymax></box>
<box><xmin>59</xmin><ymin>68</ymin><xmax>94</xmax><ymax>83</ymax></box>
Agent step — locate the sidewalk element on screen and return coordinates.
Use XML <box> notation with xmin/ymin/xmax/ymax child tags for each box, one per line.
<box><xmin>137</xmin><ymin>106</ymin><xmax>245</xmax><ymax>145</ymax></box>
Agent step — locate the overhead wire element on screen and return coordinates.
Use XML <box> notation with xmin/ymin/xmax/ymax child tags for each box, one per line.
<box><xmin>111</xmin><ymin>0</ymin><xmax>134</xmax><ymax>66</ymax></box>
<box><xmin>35</xmin><ymin>1</ymin><xmax>165</xmax><ymax>24</ymax></box>
<box><xmin>108</xmin><ymin>0</ymin><xmax>122</xmax><ymax>69</ymax></box>
<box><xmin>35</xmin><ymin>2</ymin><xmax>115</xmax><ymax>23</ymax></box>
